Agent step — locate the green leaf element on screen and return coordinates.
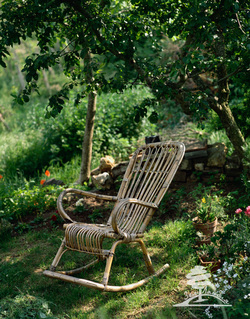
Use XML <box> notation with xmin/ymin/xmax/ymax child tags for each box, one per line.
<box><xmin>135</xmin><ymin>113</ymin><xmax>140</xmax><ymax>123</ymax></box>
<box><xmin>57</xmin><ymin>98</ymin><xmax>65</xmax><ymax>105</ymax></box>
<box><xmin>33</xmin><ymin>73</ymin><xmax>39</xmax><ymax>81</ymax></box>
<box><xmin>148</xmin><ymin>111</ymin><xmax>158</xmax><ymax>124</ymax></box>
<box><xmin>23</xmin><ymin>95</ymin><xmax>30</xmax><ymax>102</ymax></box>
<box><xmin>26</xmin><ymin>73</ymin><xmax>32</xmax><ymax>82</ymax></box>
<box><xmin>0</xmin><ymin>60</ymin><xmax>6</xmax><ymax>68</ymax></box>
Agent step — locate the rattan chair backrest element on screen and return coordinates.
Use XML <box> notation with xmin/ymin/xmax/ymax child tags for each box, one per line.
<box><xmin>107</xmin><ymin>142</ymin><xmax>185</xmax><ymax>235</ymax></box>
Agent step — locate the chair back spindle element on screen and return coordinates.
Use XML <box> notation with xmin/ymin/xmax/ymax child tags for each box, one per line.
<box><xmin>108</xmin><ymin>142</ymin><xmax>185</xmax><ymax>235</ymax></box>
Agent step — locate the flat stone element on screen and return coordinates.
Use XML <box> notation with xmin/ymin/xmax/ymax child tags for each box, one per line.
<box><xmin>92</xmin><ymin>172</ymin><xmax>114</xmax><ymax>190</ymax></box>
<box><xmin>111</xmin><ymin>161</ymin><xmax>129</xmax><ymax>179</ymax></box>
<box><xmin>195</xmin><ymin>163</ymin><xmax>204</xmax><ymax>171</ymax></box>
<box><xmin>225</xmin><ymin>154</ymin><xmax>241</xmax><ymax>170</ymax></box>
<box><xmin>99</xmin><ymin>156</ymin><xmax>115</xmax><ymax>172</ymax></box>
<box><xmin>179</xmin><ymin>159</ymin><xmax>193</xmax><ymax>170</ymax></box>
<box><xmin>207</xmin><ymin>143</ymin><xmax>227</xmax><ymax>167</ymax></box>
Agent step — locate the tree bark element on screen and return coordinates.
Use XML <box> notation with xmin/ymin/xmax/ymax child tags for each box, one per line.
<box><xmin>78</xmin><ymin>50</ymin><xmax>97</xmax><ymax>185</ymax></box>
<box><xmin>211</xmin><ymin>30</ymin><xmax>246</xmax><ymax>160</ymax></box>
<box><xmin>78</xmin><ymin>91</ymin><xmax>97</xmax><ymax>184</ymax></box>
<box><xmin>213</xmin><ymin>103</ymin><xmax>245</xmax><ymax>159</ymax></box>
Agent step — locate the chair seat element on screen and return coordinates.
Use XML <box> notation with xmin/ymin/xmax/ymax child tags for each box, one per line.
<box><xmin>64</xmin><ymin>223</ymin><xmax>121</xmax><ymax>256</ymax></box>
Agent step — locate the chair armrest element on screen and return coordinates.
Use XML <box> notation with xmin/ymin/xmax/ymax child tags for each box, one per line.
<box><xmin>57</xmin><ymin>188</ymin><xmax>118</xmax><ymax>222</ymax></box>
<box><xmin>111</xmin><ymin>198</ymin><xmax>158</xmax><ymax>238</ymax></box>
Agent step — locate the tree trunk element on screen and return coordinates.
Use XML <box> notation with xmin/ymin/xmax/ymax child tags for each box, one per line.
<box><xmin>78</xmin><ymin>91</ymin><xmax>97</xmax><ymax>184</ymax></box>
<box><xmin>212</xmin><ymin>103</ymin><xmax>245</xmax><ymax>160</ymax></box>
<box><xmin>78</xmin><ymin>50</ymin><xmax>97</xmax><ymax>185</ymax></box>
<box><xmin>212</xmin><ymin>31</ymin><xmax>246</xmax><ymax>160</ymax></box>
<box><xmin>177</xmin><ymin>29</ymin><xmax>247</xmax><ymax>161</ymax></box>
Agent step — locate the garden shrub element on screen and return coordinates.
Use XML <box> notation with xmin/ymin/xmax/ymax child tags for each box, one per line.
<box><xmin>0</xmin><ymin>181</ymin><xmax>61</xmax><ymax>222</ymax></box>
<box><xmin>0</xmin><ymin>293</ymin><xmax>58</xmax><ymax>319</ymax></box>
<box><xmin>0</xmin><ymin>87</ymin><xmax>155</xmax><ymax>179</ymax></box>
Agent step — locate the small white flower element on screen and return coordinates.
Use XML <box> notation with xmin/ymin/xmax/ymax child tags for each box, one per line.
<box><xmin>224</xmin><ymin>280</ymin><xmax>228</xmax><ymax>284</ymax></box>
<box><xmin>233</xmin><ymin>273</ymin><xmax>238</xmax><ymax>278</ymax></box>
<box><xmin>242</xmin><ymin>283</ymin><xmax>246</xmax><ymax>287</ymax></box>
<box><xmin>76</xmin><ymin>199</ymin><xmax>84</xmax><ymax>206</ymax></box>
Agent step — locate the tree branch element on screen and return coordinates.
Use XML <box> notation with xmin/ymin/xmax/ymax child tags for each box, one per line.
<box><xmin>60</xmin><ymin>0</ymin><xmax>167</xmax><ymax>89</ymax></box>
<box><xmin>236</xmin><ymin>13</ymin><xmax>246</xmax><ymax>34</ymax></box>
<box><xmin>217</xmin><ymin>66</ymin><xmax>243</xmax><ymax>83</ymax></box>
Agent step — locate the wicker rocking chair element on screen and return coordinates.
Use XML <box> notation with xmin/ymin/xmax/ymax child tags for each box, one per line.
<box><xmin>43</xmin><ymin>141</ymin><xmax>185</xmax><ymax>291</ymax></box>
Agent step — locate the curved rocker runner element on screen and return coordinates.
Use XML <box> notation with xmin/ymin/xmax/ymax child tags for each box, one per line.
<box><xmin>43</xmin><ymin>141</ymin><xmax>185</xmax><ymax>292</ymax></box>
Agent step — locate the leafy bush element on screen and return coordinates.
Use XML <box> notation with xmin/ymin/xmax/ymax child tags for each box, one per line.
<box><xmin>211</xmin><ymin>206</ymin><xmax>250</xmax><ymax>264</ymax></box>
<box><xmin>0</xmin><ymin>179</ymin><xmax>61</xmax><ymax>222</ymax></box>
<box><xmin>223</xmin><ymin>171</ymin><xmax>250</xmax><ymax>214</ymax></box>
<box><xmin>0</xmin><ymin>293</ymin><xmax>58</xmax><ymax>319</ymax></box>
<box><xmin>0</xmin><ymin>87</ymin><xmax>156</xmax><ymax>179</ymax></box>
<box><xmin>1</xmin><ymin>130</ymin><xmax>53</xmax><ymax>178</ymax></box>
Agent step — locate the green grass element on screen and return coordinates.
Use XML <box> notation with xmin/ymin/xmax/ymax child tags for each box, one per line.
<box><xmin>0</xmin><ymin>221</ymin><xmax>198</xmax><ymax>319</ymax></box>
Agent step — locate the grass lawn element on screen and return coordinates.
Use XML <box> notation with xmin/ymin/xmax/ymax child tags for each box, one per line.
<box><xmin>0</xmin><ymin>219</ymin><xmax>200</xmax><ymax>319</ymax></box>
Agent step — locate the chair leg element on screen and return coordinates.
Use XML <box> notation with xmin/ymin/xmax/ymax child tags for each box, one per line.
<box><xmin>137</xmin><ymin>239</ymin><xmax>155</xmax><ymax>275</ymax></box>
<box><xmin>102</xmin><ymin>240</ymin><xmax>123</xmax><ymax>287</ymax></box>
<box><xmin>44</xmin><ymin>238</ymin><xmax>169</xmax><ymax>291</ymax></box>
<box><xmin>50</xmin><ymin>238</ymin><xmax>67</xmax><ymax>271</ymax></box>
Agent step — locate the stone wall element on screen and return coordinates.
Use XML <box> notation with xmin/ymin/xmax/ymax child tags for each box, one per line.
<box><xmin>173</xmin><ymin>142</ymin><xmax>242</xmax><ymax>183</ymax></box>
<box><xmin>91</xmin><ymin>143</ymin><xmax>244</xmax><ymax>189</ymax></box>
